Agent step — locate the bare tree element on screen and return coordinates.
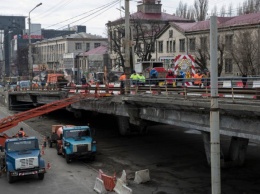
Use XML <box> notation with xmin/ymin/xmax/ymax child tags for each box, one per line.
<box><xmin>220</xmin><ymin>5</ymin><xmax>226</xmax><ymax>17</ymax></box>
<box><xmin>194</xmin><ymin>0</ymin><xmax>209</xmax><ymax>21</ymax></box>
<box><xmin>176</xmin><ymin>1</ymin><xmax>195</xmax><ymax>20</ymax></box>
<box><xmin>107</xmin><ymin>24</ymin><xmax>126</xmax><ymax>71</ymax></box>
<box><xmin>194</xmin><ymin>35</ymin><xmax>225</xmax><ymax>76</ymax></box>
<box><xmin>229</xmin><ymin>29</ymin><xmax>259</xmax><ymax>75</ymax></box>
<box><xmin>228</xmin><ymin>3</ymin><xmax>233</xmax><ymax>17</ymax></box>
<box><xmin>238</xmin><ymin>0</ymin><xmax>260</xmax><ymax>15</ymax></box>
<box><xmin>211</xmin><ymin>5</ymin><xmax>218</xmax><ymax>16</ymax></box>
<box><xmin>131</xmin><ymin>18</ymin><xmax>164</xmax><ymax>62</ymax></box>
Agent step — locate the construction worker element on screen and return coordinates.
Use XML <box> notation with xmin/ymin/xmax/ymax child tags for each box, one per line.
<box><xmin>130</xmin><ymin>71</ymin><xmax>139</xmax><ymax>85</ymax></box>
<box><xmin>138</xmin><ymin>72</ymin><xmax>146</xmax><ymax>86</ymax></box>
<box><xmin>119</xmin><ymin>72</ymin><xmax>126</xmax><ymax>88</ymax></box>
<box><xmin>193</xmin><ymin>71</ymin><xmax>203</xmax><ymax>88</ymax></box>
<box><xmin>17</xmin><ymin>127</ymin><xmax>26</xmax><ymax>138</ymax></box>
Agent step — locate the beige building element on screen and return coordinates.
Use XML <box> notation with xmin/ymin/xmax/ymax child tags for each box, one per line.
<box><xmin>106</xmin><ymin>0</ymin><xmax>193</xmax><ymax>71</ymax></box>
<box><xmin>156</xmin><ymin>13</ymin><xmax>260</xmax><ymax>76</ymax></box>
<box><xmin>32</xmin><ymin>32</ymin><xmax>107</xmax><ymax>82</ymax></box>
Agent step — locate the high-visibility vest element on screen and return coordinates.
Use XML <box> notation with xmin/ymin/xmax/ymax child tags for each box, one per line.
<box><xmin>138</xmin><ymin>75</ymin><xmax>146</xmax><ymax>83</ymax></box>
<box><xmin>194</xmin><ymin>74</ymin><xmax>203</xmax><ymax>84</ymax></box>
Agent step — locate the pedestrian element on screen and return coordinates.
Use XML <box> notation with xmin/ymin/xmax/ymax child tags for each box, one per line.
<box><xmin>176</xmin><ymin>71</ymin><xmax>183</xmax><ymax>87</ymax></box>
<box><xmin>203</xmin><ymin>71</ymin><xmax>211</xmax><ymax>87</ymax></box>
<box><xmin>242</xmin><ymin>73</ymin><xmax>247</xmax><ymax>88</ymax></box>
<box><xmin>81</xmin><ymin>76</ymin><xmax>87</xmax><ymax>85</ymax></box>
<box><xmin>150</xmin><ymin>68</ymin><xmax>158</xmax><ymax>85</ymax></box>
<box><xmin>138</xmin><ymin>72</ymin><xmax>146</xmax><ymax>86</ymax></box>
<box><xmin>165</xmin><ymin>70</ymin><xmax>175</xmax><ymax>85</ymax></box>
<box><xmin>41</xmin><ymin>79</ymin><xmax>46</xmax><ymax>90</ymax></box>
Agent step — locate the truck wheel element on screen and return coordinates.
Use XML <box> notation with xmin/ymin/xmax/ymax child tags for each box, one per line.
<box><xmin>38</xmin><ymin>173</ymin><xmax>44</xmax><ymax>180</ymax></box>
<box><xmin>7</xmin><ymin>171</ymin><xmax>14</xmax><ymax>183</ymax></box>
<box><xmin>65</xmin><ymin>153</ymin><xmax>71</xmax><ymax>164</ymax></box>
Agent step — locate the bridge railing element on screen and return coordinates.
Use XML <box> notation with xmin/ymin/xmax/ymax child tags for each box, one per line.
<box><xmin>7</xmin><ymin>77</ymin><xmax>260</xmax><ymax>100</ymax></box>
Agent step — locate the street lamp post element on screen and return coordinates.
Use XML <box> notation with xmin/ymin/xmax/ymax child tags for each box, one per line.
<box><xmin>28</xmin><ymin>2</ymin><xmax>42</xmax><ymax>90</ymax></box>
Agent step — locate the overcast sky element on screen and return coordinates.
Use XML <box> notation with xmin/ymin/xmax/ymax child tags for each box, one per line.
<box><xmin>0</xmin><ymin>0</ymin><xmax>246</xmax><ymax>37</ymax></box>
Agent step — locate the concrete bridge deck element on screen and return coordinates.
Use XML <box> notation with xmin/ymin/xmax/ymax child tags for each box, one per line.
<box><xmin>2</xmin><ymin>89</ymin><xmax>260</xmax><ymax>166</ymax></box>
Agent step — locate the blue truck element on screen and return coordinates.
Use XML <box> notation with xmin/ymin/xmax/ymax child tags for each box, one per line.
<box><xmin>0</xmin><ymin>137</ymin><xmax>46</xmax><ymax>183</ymax></box>
<box><xmin>55</xmin><ymin>125</ymin><xmax>96</xmax><ymax>163</ymax></box>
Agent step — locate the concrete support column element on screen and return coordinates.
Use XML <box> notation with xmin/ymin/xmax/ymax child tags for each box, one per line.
<box><xmin>117</xmin><ymin>116</ymin><xmax>130</xmax><ymax>136</ymax></box>
<box><xmin>201</xmin><ymin>131</ymin><xmax>224</xmax><ymax>166</ymax></box>
<box><xmin>201</xmin><ymin>131</ymin><xmax>211</xmax><ymax>165</ymax></box>
<box><xmin>228</xmin><ymin>136</ymin><xmax>249</xmax><ymax>166</ymax></box>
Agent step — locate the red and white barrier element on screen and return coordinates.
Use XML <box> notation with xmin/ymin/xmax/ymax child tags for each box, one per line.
<box><xmin>134</xmin><ymin>169</ymin><xmax>150</xmax><ymax>184</ymax></box>
<box><xmin>94</xmin><ymin>177</ymin><xmax>106</xmax><ymax>194</ymax></box>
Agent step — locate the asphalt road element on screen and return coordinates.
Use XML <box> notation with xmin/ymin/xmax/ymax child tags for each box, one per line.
<box><xmin>0</xmin><ymin>107</ymin><xmax>260</xmax><ymax>194</ymax></box>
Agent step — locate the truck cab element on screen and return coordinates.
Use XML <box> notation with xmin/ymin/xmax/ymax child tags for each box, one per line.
<box><xmin>3</xmin><ymin>137</ymin><xmax>45</xmax><ymax>183</ymax></box>
<box><xmin>57</xmin><ymin>126</ymin><xmax>96</xmax><ymax>163</ymax></box>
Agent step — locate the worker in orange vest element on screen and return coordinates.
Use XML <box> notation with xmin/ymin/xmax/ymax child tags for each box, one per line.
<box><xmin>193</xmin><ymin>71</ymin><xmax>203</xmax><ymax>88</ymax></box>
<box><xmin>17</xmin><ymin>127</ymin><xmax>26</xmax><ymax>138</ymax></box>
<box><xmin>119</xmin><ymin>72</ymin><xmax>126</xmax><ymax>88</ymax></box>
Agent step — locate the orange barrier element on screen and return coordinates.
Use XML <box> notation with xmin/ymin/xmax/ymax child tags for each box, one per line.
<box><xmin>100</xmin><ymin>171</ymin><xmax>116</xmax><ymax>191</ymax></box>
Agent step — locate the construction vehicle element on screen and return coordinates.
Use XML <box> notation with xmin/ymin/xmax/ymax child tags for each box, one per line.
<box><xmin>0</xmin><ymin>91</ymin><xmax>109</xmax><ymax>182</ymax></box>
<box><xmin>52</xmin><ymin>125</ymin><xmax>96</xmax><ymax>163</ymax></box>
<box><xmin>46</xmin><ymin>73</ymin><xmax>68</xmax><ymax>88</ymax></box>
<box><xmin>134</xmin><ymin>61</ymin><xmax>167</xmax><ymax>79</ymax></box>
<box><xmin>0</xmin><ymin>137</ymin><xmax>46</xmax><ymax>183</ymax></box>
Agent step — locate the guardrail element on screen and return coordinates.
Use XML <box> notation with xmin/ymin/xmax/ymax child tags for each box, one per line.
<box><xmin>6</xmin><ymin>77</ymin><xmax>260</xmax><ymax>101</ymax></box>
<box><xmin>62</xmin><ymin>77</ymin><xmax>260</xmax><ymax>101</ymax></box>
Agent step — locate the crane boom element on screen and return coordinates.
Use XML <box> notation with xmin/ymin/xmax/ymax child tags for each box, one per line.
<box><xmin>0</xmin><ymin>93</ymin><xmax>97</xmax><ymax>133</ymax></box>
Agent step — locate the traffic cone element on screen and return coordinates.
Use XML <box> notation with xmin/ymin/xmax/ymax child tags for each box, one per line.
<box><xmin>46</xmin><ymin>161</ymin><xmax>51</xmax><ymax>170</ymax></box>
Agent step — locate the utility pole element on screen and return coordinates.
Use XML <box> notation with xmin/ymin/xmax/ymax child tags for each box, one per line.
<box><xmin>124</xmin><ymin>0</ymin><xmax>131</xmax><ymax>93</ymax></box>
<box><xmin>257</xmin><ymin>23</ymin><xmax>260</xmax><ymax>75</ymax></box>
<box><xmin>210</xmin><ymin>16</ymin><xmax>221</xmax><ymax>194</ymax></box>
<box><xmin>28</xmin><ymin>3</ymin><xmax>42</xmax><ymax>90</ymax></box>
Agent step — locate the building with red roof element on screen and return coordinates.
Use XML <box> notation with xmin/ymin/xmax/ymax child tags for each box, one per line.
<box><xmin>156</xmin><ymin>12</ymin><xmax>260</xmax><ymax>76</ymax></box>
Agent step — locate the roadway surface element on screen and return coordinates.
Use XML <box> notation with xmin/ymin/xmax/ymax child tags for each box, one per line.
<box><xmin>0</xmin><ymin>107</ymin><xmax>260</xmax><ymax>193</ymax></box>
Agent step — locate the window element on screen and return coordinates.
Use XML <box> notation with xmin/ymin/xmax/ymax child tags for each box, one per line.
<box><xmin>94</xmin><ymin>43</ymin><xmax>101</xmax><ymax>48</ymax></box>
<box><xmin>86</xmin><ymin>43</ymin><xmax>90</xmax><ymax>51</ymax></box>
<box><xmin>158</xmin><ymin>41</ymin><xmax>163</xmax><ymax>53</ymax></box>
<box><xmin>173</xmin><ymin>40</ymin><xmax>176</xmax><ymax>52</ymax></box>
<box><xmin>167</xmin><ymin>41</ymin><xmax>169</xmax><ymax>53</ymax></box>
<box><xmin>189</xmin><ymin>38</ymin><xmax>196</xmax><ymax>51</ymax></box>
<box><xmin>225</xmin><ymin>59</ymin><xmax>233</xmax><ymax>73</ymax></box>
<box><xmin>179</xmin><ymin>39</ymin><xmax>185</xmax><ymax>52</ymax></box>
<box><xmin>169</xmin><ymin>41</ymin><xmax>173</xmax><ymax>52</ymax></box>
<box><xmin>75</xmin><ymin>43</ymin><xmax>82</xmax><ymax>50</ymax></box>
<box><xmin>225</xmin><ymin>35</ymin><xmax>233</xmax><ymax>50</ymax></box>
<box><xmin>169</xmin><ymin>30</ymin><xmax>173</xmax><ymax>38</ymax></box>
<box><xmin>200</xmin><ymin>37</ymin><xmax>207</xmax><ymax>50</ymax></box>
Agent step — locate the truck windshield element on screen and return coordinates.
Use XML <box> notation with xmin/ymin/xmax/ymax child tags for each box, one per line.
<box><xmin>6</xmin><ymin>140</ymin><xmax>38</xmax><ymax>152</ymax></box>
<box><xmin>64</xmin><ymin>130</ymin><xmax>90</xmax><ymax>138</ymax></box>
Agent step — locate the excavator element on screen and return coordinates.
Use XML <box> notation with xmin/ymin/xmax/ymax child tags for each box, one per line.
<box><xmin>0</xmin><ymin>91</ymin><xmax>110</xmax><ymax>147</ymax></box>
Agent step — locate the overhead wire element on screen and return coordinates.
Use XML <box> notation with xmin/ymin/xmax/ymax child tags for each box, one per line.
<box><xmin>33</xmin><ymin>0</ymin><xmax>73</xmax><ymax>20</ymax></box>
<box><xmin>79</xmin><ymin>1</ymin><xmax>121</xmax><ymax>26</ymax></box>
<box><xmin>53</xmin><ymin>0</ymin><xmax>120</xmax><ymax>30</ymax></box>
<box><xmin>30</xmin><ymin>0</ymin><xmax>119</xmax><ymax>35</ymax></box>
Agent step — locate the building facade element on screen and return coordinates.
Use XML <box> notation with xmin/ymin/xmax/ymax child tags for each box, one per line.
<box><xmin>32</xmin><ymin>32</ymin><xmax>107</xmax><ymax>83</ymax></box>
<box><xmin>156</xmin><ymin>13</ymin><xmax>260</xmax><ymax>76</ymax></box>
<box><xmin>106</xmin><ymin>0</ymin><xmax>193</xmax><ymax>71</ymax></box>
